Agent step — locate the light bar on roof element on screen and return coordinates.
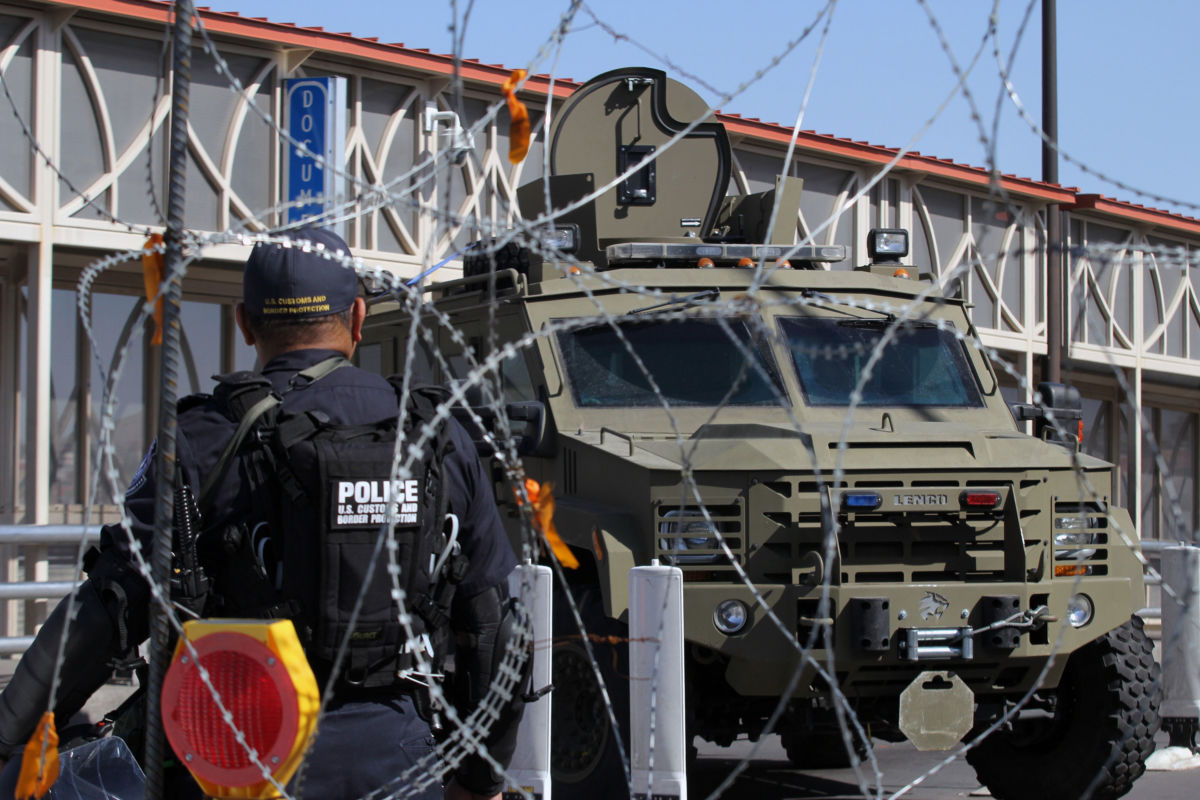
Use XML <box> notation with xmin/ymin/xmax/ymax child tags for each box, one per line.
<box><xmin>606</xmin><ymin>242</ymin><xmax>847</xmax><ymax>265</ymax></box>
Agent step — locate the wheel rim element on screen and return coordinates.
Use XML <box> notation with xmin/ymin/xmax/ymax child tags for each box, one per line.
<box><xmin>551</xmin><ymin>641</ymin><xmax>610</xmax><ymax>782</ymax></box>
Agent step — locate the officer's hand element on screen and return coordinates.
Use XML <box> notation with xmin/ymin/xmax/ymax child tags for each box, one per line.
<box><xmin>443</xmin><ymin>776</ymin><xmax>499</xmax><ymax>800</ymax></box>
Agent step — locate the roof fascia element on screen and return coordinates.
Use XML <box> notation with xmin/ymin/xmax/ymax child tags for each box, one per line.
<box><xmin>1069</xmin><ymin>194</ymin><xmax>1200</xmax><ymax>238</ymax></box>
<box><xmin>40</xmin><ymin>0</ymin><xmax>577</xmax><ymax>98</ymax></box>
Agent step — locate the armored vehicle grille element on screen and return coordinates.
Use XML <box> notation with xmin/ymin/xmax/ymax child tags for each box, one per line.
<box><xmin>837</xmin><ymin>512</ymin><xmax>1008</xmax><ymax>583</ymax></box>
<box><xmin>747</xmin><ymin>478</ymin><xmax>1035</xmax><ymax>585</ymax></box>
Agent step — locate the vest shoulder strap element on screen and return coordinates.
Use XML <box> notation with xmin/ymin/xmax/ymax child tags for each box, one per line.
<box><xmin>196</xmin><ymin>355</ymin><xmax>346</xmax><ymax>514</ymax></box>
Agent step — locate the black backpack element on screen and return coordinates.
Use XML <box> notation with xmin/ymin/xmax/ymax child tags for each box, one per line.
<box><xmin>194</xmin><ymin>357</ymin><xmax>467</xmax><ymax>691</ymax></box>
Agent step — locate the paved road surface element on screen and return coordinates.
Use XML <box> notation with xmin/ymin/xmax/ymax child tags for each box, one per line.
<box><xmin>692</xmin><ymin>734</ymin><xmax>1198</xmax><ymax>799</ymax></box>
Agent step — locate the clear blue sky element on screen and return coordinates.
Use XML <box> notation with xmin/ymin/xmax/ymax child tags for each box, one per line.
<box><xmin>222</xmin><ymin>0</ymin><xmax>1199</xmax><ymax>216</ymax></box>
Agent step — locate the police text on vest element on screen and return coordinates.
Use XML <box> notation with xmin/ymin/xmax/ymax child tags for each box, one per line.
<box><xmin>334</xmin><ymin>479</ymin><xmax>420</xmax><ymax>525</ymax></box>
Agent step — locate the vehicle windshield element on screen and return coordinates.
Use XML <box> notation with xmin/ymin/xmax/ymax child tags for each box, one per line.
<box><xmin>558</xmin><ymin>318</ymin><xmax>785</xmax><ymax>407</ymax></box>
<box><xmin>780</xmin><ymin>316</ymin><xmax>984</xmax><ymax>407</ymax></box>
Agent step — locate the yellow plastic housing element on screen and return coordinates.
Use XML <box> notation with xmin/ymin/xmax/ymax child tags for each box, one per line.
<box><xmin>162</xmin><ymin>618</ymin><xmax>319</xmax><ymax>799</ymax></box>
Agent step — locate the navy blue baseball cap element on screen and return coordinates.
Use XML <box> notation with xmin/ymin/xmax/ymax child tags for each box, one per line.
<box><xmin>242</xmin><ymin>227</ymin><xmax>357</xmax><ymax>319</ymax></box>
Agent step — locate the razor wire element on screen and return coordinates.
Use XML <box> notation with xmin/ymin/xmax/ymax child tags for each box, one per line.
<box><xmin>6</xmin><ymin>1</ymin><xmax>1199</xmax><ymax>799</ymax></box>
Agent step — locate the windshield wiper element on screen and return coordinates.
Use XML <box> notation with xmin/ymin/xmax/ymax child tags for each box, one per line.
<box><xmin>629</xmin><ymin>288</ymin><xmax>720</xmax><ymax>315</ymax></box>
<box><xmin>801</xmin><ymin>289</ymin><xmax>895</xmax><ymax>322</ymax></box>
<box><xmin>837</xmin><ymin>318</ymin><xmax>936</xmax><ymax>329</ymax></box>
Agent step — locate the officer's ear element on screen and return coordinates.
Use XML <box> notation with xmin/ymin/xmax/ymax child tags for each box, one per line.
<box><xmin>349</xmin><ymin>296</ymin><xmax>366</xmax><ymax>344</ymax></box>
<box><xmin>234</xmin><ymin>302</ymin><xmax>256</xmax><ymax>346</ymax></box>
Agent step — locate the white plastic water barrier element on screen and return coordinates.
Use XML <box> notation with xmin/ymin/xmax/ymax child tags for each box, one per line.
<box><xmin>505</xmin><ymin>563</ymin><xmax>553</xmax><ymax>800</ymax></box>
<box><xmin>1161</xmin><ymin>546</ymin><xmax>1200</xmax><ymax>721</ymax></box>
<box><xmin>629</xmin><ymin>563</ymin><xmax>687</xmax><ymax>800</ymax></box>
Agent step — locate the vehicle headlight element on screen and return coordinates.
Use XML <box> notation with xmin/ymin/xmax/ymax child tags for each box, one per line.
<box><xmin>659</xmin><ymin>510</ymin><xmax>721</xmax><ymax>565</ymax></box>
<box><xmin>1066</xmin><ymin>594</ymin><xmax>1094</xmax><ymax>628</ymax></box>
<box><xmin>714</xmin><ymin>599</ymin><xmax>749</xmax><ymax>635</ymax></box>
<box><xmin>1055</xmin><ymin>515</ymin><xmax>1105</xmax><ymax>530</ymax></box>
<box><xmin>1054</xmin><ymin>531</ymin><xmax>1097</xmax><ymax>560</ymax></box>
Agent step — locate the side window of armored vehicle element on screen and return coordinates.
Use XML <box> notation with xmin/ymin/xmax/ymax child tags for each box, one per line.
<box><xmin>355</xmin><ymin>331</ymin><xmax>437</xmax><ymax>382</ymax></box>
<box><xmin>779</xmin><ymin>317</ymin><xmax>984</xmax><ymax>407</ymax></box>
<box><xmin>555</xmin><ymin>318</ymin><xmax>786</xmax><ymax>407</ymax></box>
<box><xmin>445</xmin><ymin>348</ymin><xmax>537</xmax><ymax>404</ymax></box>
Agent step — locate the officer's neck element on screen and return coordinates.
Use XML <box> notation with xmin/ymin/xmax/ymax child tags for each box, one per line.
<box><xmin>255</xmin><ymin>325</ymin><xmax>355</xmax><ymax>366</ymax></box>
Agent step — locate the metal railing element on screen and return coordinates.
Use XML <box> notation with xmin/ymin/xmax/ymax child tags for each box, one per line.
<box><xmin>1</xmin><ymin>525</ymin><xmax>99</xmax><ymax>655</ymax></box>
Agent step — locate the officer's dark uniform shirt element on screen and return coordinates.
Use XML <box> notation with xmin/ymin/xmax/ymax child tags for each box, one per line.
<box><xmin>100</xmin><ymin>348</ymin><xmax>517</xmax><ymax>799</ymax></box>
<box><xmin>108</xmin><ymin>347</ymin><xmax>515</xmax><ymax>598</ymax></box>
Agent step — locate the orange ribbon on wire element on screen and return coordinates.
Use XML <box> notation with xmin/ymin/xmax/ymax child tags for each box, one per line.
<box><xmin>15</xmin><ymin>711</ymin><xmax>58</xmax><ymax>799</ymax></box>
<box><xmin>141</xmin><ymin>233</ymin><xmax>165</xmax><ymax>346</ymax></box>
<box><xmin>518</xmin><ymin>478</ymin><xmax>578</xmax><ymax>569</ymax></box>
<box><xmin>502</xmin><ymin>69</ymin><xmax>530</xmax><ymax>164</ymax></box>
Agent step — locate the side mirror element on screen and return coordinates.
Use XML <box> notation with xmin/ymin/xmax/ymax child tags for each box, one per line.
<box><xmin>1010</xmin><ymin>381</ymin><xmax>1082</xmax><ymax>449</ymax></box>
<box><xmin>450</xmin><ymin>385</ymin><xmax>555</xmax><ymax>458</ymax></box>
<box><xmin>505</xmin><ymin>400</ymin><xmax>554</xmax><ymax>457</ymax></box>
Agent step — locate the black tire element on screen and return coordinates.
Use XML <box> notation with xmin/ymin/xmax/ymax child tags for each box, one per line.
<box><xmin>551</xmin><ymin>584</ymin><xmax>631</xmax><ymax>800</ymax></box>
<box><xmin>967</xmin><ymin>616</ymin><xmax>1162</xmax><ymax>800</ymax></box>
<box><xmin>781</xmin><ymin>728</ymin><xmax>870</xmax><ymax>769</ymax></box>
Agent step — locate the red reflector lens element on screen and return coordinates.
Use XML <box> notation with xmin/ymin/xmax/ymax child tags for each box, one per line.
<box><xmin>962</xmin><ymin>491</ymin><xmax>1000</xmax><ymax>507</ymax></box>
<box><xmin>162</xmin><ymin>630</ymin><xmax>302</xmax><ymax>790</ymax></box>
<box><xmin>178</xmin><ymin>651</ymin><xmax>283</xmax><ymax>771</ymax></box>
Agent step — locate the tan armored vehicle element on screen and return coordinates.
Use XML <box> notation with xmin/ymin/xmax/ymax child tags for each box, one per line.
<box><xmin>361</xmin><ymin>67</ymin><xmax>1161</xmax><ymax>800</ymax></box>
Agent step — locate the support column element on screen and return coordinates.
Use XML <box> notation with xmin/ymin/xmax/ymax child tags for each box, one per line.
<box><xmin>1042</xmin><ymin>0</ymin><xmax>1062</xmax><ymax>383</ymax></box>
<box><xmin>25</xmin><ymin>0</ymin><xmax>62</xmax><ymax>527</ymax></box>
<box><xmin>1130</xmin><ymin>365</ymin><xmax>1144</xmax><ymax>537</ymax></box>
<box><xmin>0</xmin><ymin>275</ymin><xmax>18</xmax><ymax>522</ymax></box>
<box><xmin>24</xmin><ymin>241</ymin><xmax>51</xmax><ymax>525</ymax></box>
<box><xmin>0</xmin><ymin>277</ymin><xmax>18</xmax><ymax>640</ymax></box>
<box><xmin>23</xmin><ymin>242</ymin><xmax>51</xmax><ymax>633</ymax></box>
<box><xmin>75</xmin><ymin>292</ymin><xmax>91</xmax><ymax>508</ymax></box>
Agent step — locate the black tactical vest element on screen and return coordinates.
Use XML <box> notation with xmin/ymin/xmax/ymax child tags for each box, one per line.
<box><xmin>196</xmin><ymin>360</ymin><xmax>465</xmax><ymax>691</ymax></box>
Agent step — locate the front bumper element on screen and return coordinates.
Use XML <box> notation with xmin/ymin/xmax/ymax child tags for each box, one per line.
<box><xmin>679</xmin><ymin>577</ymin><xmax>1137</xmax><ymax>698</ymax></box>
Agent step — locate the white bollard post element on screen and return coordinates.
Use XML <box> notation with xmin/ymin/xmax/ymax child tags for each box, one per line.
<box><xmin>1161</xmin><ymin>546</ymin><xmax>1200</xmax><ymax>725</ymax></box>
<box><xmin>505</xmin><ymin>563</ymin><xmax>553</xmax><ymax>800</ymax></box>
<box><xmin>629</xmin><ymin>562</ymin><xmax>687</xmax><ymax>800</ymax></box>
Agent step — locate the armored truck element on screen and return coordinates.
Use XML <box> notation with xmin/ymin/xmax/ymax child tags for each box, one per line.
<box><xmin>361</xmin><ymin>67</ymin><xmax>1160</xmax><ymax>800</ymax></box>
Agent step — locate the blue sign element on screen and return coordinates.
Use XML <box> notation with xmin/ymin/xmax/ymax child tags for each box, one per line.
<box><xmin>283</xmin><ymin>77</ymin><xmax>346</xmax><ymax>231</ymax></box>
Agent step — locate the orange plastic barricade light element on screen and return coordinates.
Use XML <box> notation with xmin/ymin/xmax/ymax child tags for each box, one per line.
<box><xmin>162</xmin><ymin>619</ymin><xmax>319</xmax><ymax>799</ymax></box>
<box><xmin>892</xmin><ymin>267</ymin><xmax>911</xmax><ymax>279</ymax></box>
<box><xmin>502</xmin><ymin>69</ymin><xmax>530</xmax><ymax>164</ymax></box>
<box><xmin>141</xmin><ymin>233</ymin><xmax>165</xmax><ymax>345</ymax></box>
<box><xmin>15</xmin><ymin>711</ymin><xmax>58</xmax><ymax>800</ymax></box>
<box><xmin>517</xmin><ymin>478</ymin><xmax>579</xmax><ymax>569</ymax></box>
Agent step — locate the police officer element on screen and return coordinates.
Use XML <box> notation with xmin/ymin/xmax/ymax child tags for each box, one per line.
<box><xmin>0</xmin><ymin>228</ymin><xmax>521</xmax><ymax>800</ymax></box>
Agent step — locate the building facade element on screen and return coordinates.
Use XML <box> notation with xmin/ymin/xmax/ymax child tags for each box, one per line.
<box><xmin>0</xmin><ymin>0</ymin><xmax>1196</xmax><ymax>556</ymax></box>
